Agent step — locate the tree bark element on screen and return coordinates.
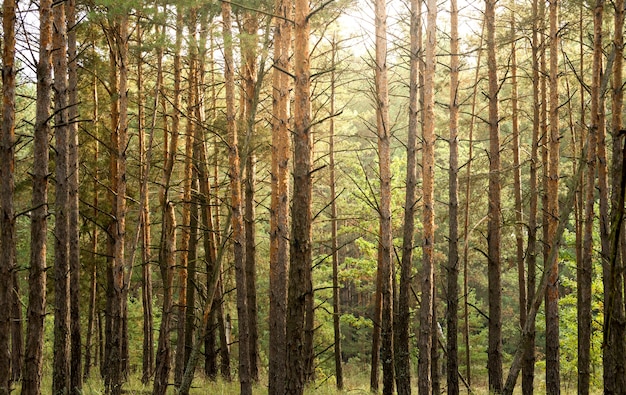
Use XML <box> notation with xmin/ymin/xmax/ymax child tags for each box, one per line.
<box><xmin>23</xmin><ymin>0</ymin><xmax>52</xmax><ymax>391</ymax></box>
<box><xmin>241</xmin><ymin>12</ymin><xmax>260</xmax><ymax>380</ymax></box>
<box><xmin>395</xmin><ymin>0</ymin><xmax>419</xmax><ymax>390</ymax></box>
<box><xmin>152</xmin><ymin>6</ymin><xmax>182</xmax><ymax>393</ymax></box>
<box><xmin>285</xmin><ymin>0</ymin><xmax>311</xmax><ymax>391</ymax></box>
<box><xmin>370</xmin><ymin>246</ymin><xmax>382</xmax><ymax>392</ymax></box>
<box><xmin>137</xmin><ymin>17</ymin><xmax>157</xmax><ymax>385</ymax></box>
<box><xmin>52</xmin><ymin>1</ymin><xmax>71</xmax><ymax>392</ymax></box>
<box><xmin>486</xmin><ymin>0</ymin><xmax>503</xmax><ymax>391</ymax></box>
<box><xmin>328</xmin><ymin>36</ymin><xmax>344</xmax><ymax>391</ymax></box>
<box><xmin>174</xmin><ymin>5</ymin><xmax>197</xmax><ymax>386</ymax></box>
<box><xmin>222</xmin><ymin>2</ymin><xmax>251</xmax><ymax>393</ymax></box>
<box><xmin>462</xmin><ymin>15</ymin><xmax>484</xmax><ymax>390</ymax></box>
<box><xmin>0</xmin><ymin>0</ymin><xmax>16</xmax><ymax>390</ymax></box>
<box><xmin>418</xmin><ymin>0</ymin><xmax>437</xmax><ymax>393</ymax></box>
<box><xmin>579</xmin><ymin>2</ymin><xmax>601</xmax><ymax>390</ymax></box>
<box><xmin>372</xmin><ymin>0</ymin><xmax>395</xmax><ymax>392</ymax></box>
<box><xmin>153</xmin><ymin>204</ymin><xmax>176</xmax><ymax>395</ymax></box>
<box><xmin>66</xmin><ymin>0</ymin><xmax>81</xmax><ymax>391</ymax></box>
<box><xmin>605</xmin><ymin>0</ymin><xmax>626</xmax><ymax>390</ymax></box>
<box><xmin>575</xmin><ymin>1</ymin><xmax>588</xmax><ymax>392</ymax></box>
<box><xmin>245</xmin><ymin>153</ymin><xmax>259</xmax><ymax>381</ymax></box>
<box><xmin>107</xmin><ymin>12</ymin><xmax>130</xmax><ymax>394</ymax></box>
<box><xmin>83</xmin><ymin>62</ymin><xmax>99</xmax><ymax>382</ymax></box>
<box><xmin>268</xmin><ymin>0</ymin><xmax>291</xmax><ymax>391</ymax></box>
<box><xmin>545</xmin><ymin>2</ymin><xmax>561</xmax><ymax>393</ymax></box>
<box><xmin>523</xmin><ymin>1</ymin><xmax>541</xmax><ymax>391</ymax></box>
<box><xmin>510</xmin><ymin>0</ymin><xmax>526</xmax><ymax>345</ymax></box>
<box><xmin>446</xmin><ymin>0</ymin><xmax>460</xmax><ymax>392</ymax></box>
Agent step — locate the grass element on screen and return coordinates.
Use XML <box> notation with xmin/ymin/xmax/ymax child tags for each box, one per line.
<box><xmin>10</xmin><ymin>364</ymin><xmax>604</xmax><ymax>394</ymax></box>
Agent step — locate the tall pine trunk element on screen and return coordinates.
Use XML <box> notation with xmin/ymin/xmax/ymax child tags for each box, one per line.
<box><xmin>486</xmin><ymin>0</ymin><xmax>503</xmax><ymax>391</ymax></box>
<box><xmin>67</xmin><ymin>0</ymin><xmax>81</xmax><ymax>391</ymax></box>
<box><xmin>153</xmin><ymin>204</ymin><xmax>176</xmax><ymax>395</ymax></box>
<box><xmin>545</xmin><ymin>1</ymin><xmax>561</xmax><ymax>392</ymax></box>
<box><xmin>52</xmin><ymin>1</ymin><xmax>71</xmax><ymax>392</ymax></box>
<box><xmin>395</xmin><ymin>0</ymin><xmax>419</xmax><ymax>391</ymax></box>
<box><xmin>522</xmin><ymin>1</ymin><xmax>541</xmax><ymax>392</ymax></box>
<box><xmin>510</xmin><ymin>0</ymin><xmax>526</xmax><ymax>348</ymax></box>
<box><xmin>241</xmin><ymin>13</ymin><xmax>260</xmax><ymax>380</ymax></box>
<box><xmin>328</xmin><ymin>37</ymin><xmax>343</xmax><ymax>391</ymax></box>
<box><xmin>605</xmin><ymin>0</ymin><xmax>626</xmax><ymax>389</ymax></box>
<box><xmin>446</xmin><ymin>0</ymin><xmax>460</xmax><ymax>392</ymax></box>
<box><xmin>462</xmin><ymin>16</ymin><xmax>484</xmax><ymax>389</ymax></box>
<box><xmin>285</xmin><ymin>0</ymin><xmax>311</xmax><ymax>390</ymax></box>
<box><xmin>244</xmin><ymin>153</ymin><xmax>259</xmax><ymax>381</ymax></box>
<box><xmin>269</xmin><ymin>0</ymin><xmax>291</xmax><ymax>390</ymax></box>
<box><xmin>418</xmin><ymin>0</ymin><xmax>437</xmax><ymax>393</ymax></box>
<box><xmin>83</xmin><ymin>62</ymin><xmax>99</xmax><ymax>381</ymax></box>
<box><xmin>23</xmin><ymin>0</ymin><xmax>51</xmax><ymax>391</ymax></box>
<box><xmin>106</xmin><ymin>13</ymin><xmax>130</xmax><ymax>394</ymax></box>
<box><xmin>152</xmin><ymin>7</ymin><xmax>182</xmax><ymax>393</ymax></box>
<box><xmin>0</xmin><ymin>0</ymin><xmax>16</xmax><ymax>390</ymax></box>
<box><xmin>222</xmin><ymin>2</ymin><xmax>251</xmax><ymax>393</ymax></box>
<box><xmin>373</xmin><ymin>0</ymin><xmax>394</xmax><ymax>392</ymax></box>
<box><xmin>581</xmin><ymin>1</ymin><xmax>603</xmax><ymax>393</ymax></box>
<box><xmin>174</xmin><ymin>6</ymin><xmax>197</xmax><ymax>386</ymax></box>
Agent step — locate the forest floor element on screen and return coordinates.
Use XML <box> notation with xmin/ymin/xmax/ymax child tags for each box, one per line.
<box><xmin>13</xmin><ymin>363</ymin><xmax>595</xmax><ymax>394</ymax></box>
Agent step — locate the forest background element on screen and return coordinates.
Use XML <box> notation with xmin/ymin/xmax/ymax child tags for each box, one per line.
<box><xmin>0</xmin><ymin>0</ymin><xmax>624</xmax><ymax>393</ymax></box>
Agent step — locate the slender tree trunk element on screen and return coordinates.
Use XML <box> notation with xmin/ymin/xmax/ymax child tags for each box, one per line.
<box><xmin>137</xmin><ymin>18</ymin><xmax>157</xmax><ymax>385</ymax></box>
<box><xmin>183</xmin><ymin>10</ymin><xmax>209</xmax><ymax>380</ymax></box>
<box><xmin>579</xmin><ymin>3</ymin><xmax>602</xmax><ymax>392</ymax></box>
<box><xmin>395</xmin><ymin>0</ymin><xmax>419</xmax><ymax>391</ymax></box>
<box><xmin>194</xmin><ymin>70</ymin><xmax>227</xmax><ymax>382</ymax></box>
<box><xmin>84</xmin><ymin>65</ymin><xmax>99</xmax><ymax>381</ymax></box>
<box><xmin>52</xmin><ymin>1</ymin><xmax>72</xmax><ymax>392</ymax></box>
<box><xmin>103</xmin><ymin>19</ymin><xmax>117</xmax><ymax>390</ymax></box>
<box><xmin>66</xmin><ymin>1</ymin><xmax>81</xmax><ymax>391</ymax></box>
<box><xmin>10</xmin><ymin>268</ymin><xmax>21</xmax><ymax>384</ymax></box>
<box><xmin>510</xmin><ymin>0</ymin><xmax>526</xmax><ymax>341</ymax></box>
<box><xmin>241</xmin><ymin>12</ymin><xmax>260</xmax><ymax>380</ymax></box>
<box><xmin>372</xmin><ymin>0</ymin><xmax>395</xmax><ymax>392</ymax></box>
<box><xmin>175</xmin><ymin>6</ymin><xmax>197</xmax><ymax>386</ymax></box>
<box><xmin>303</xmin><ymin>260</ymin><xmax>315</xmax><ymax>383</ymax></box>
<box><xmin>431</xmin><ymin>299</ymin><xmax>440</xmax><ymax>394</ymax></box>
<box><xmin>183</xmin><ymin>173</ymin><xmax>199</xmax><ymax>377</ymax></box>
<box><xmin>328</xmin><ymin>37</ymin><xmax>344</xmax><ymax>391</ymax></box>
<box><xmin>152</xmin><ymin>7</ymin><xmax>182</xmax><ymax>393</ymax></box>
<box><xmin>371</xmin><ymin>247</ymin><xmax>383</xmax><ymax>393</ymax></box>
<box><xmin>545</xmin><ymin>2</ymin><xmax>561</xmax><ymax>393</ymax></box>
<box><xmin>486</xmin><ymin>0</ymin><xmax>503</xmax><ymax>391</ymax></box>
<box><xmin>599</xmin><ymin>0</ymin><xmax>620</xmax><ymax>387</ymax></box>
<box><xmin>576</xmin><ymin>0</ymin><xmax>589</xmax><ymax>390</ymax></box>
<box><xmin>462</xmin><ymin>15</ymin><xmax>484</xmax><ymax>390</ymax></box>
<box><xmin>269</xmin><ymin>0</ymin><xmax>291</xmax><ymax>391</ymax></box>
<box><xmin>217</xmin><ymin>281</ymin><xmax>231</xmax><ymax>381</ymax></box>
<box><xmin>0</xmin><ymin>0</ymin><xmax>16</xmax><ymax>389</ymax></box>
<box><xmin>200</xmin><ymin>138</ymin><xmax>218</xmax><ymax>380</ymax></box>
<box><xmin>245</xmin><ymin>153</ymin><xmax>259</xmax><ymax>381</ymax></box>
<box><xmin>285</xmin><ymin>0</ymin><xmax>311</xmax><ymax>390</ymax></box>
<box><xmin>107</xmin><ymin>13</ymin><xmax>130</xmax><ymax>394</ymax></box>
<box><xmin>446</xmin><ymin>0</ymin><xmax>460</xmax><ymax>392</ymax></box>
<box><xmin>23</xmin><ymin>0</ymin><xmax>52</xmax><ymax>391</ymax></box>
<box><xmin>523</xmin><ymin>1</ymin><xmax>540</xmax><ymax>392</ymax></box>
<box><xmin>153</xmin><ymin>204</ymin><xmax>176</xmax><ymax>395</ymax></box>
<box><xmin>222</xmin><ymin>2</ymin><xmax>251</xmax><ymax>393</ymax></box>
<box><xmin>605</xmin><ymin>0</ymin><xmax>626</xmax><ymax>390</ymax></box>
<box><xmin>418</xmin><ymin>0</ymin><xmax>437</xmax><ymax>393</ymax></box>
